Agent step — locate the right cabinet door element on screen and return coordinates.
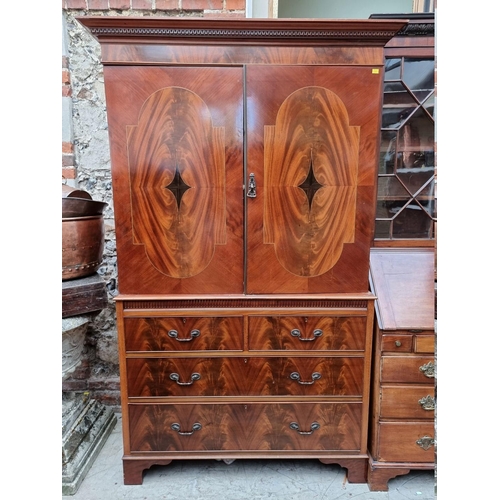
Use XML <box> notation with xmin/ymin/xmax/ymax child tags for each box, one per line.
<box><xmin>245</xmin><ymin>65</ymin><xmax>383</xmax><ymax>294</ymax></box>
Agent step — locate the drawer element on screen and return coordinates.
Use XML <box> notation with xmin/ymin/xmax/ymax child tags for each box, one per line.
<box><xmin>248</xmin><ymin>316</ymin><xmax>366</xmax><ymax>351</ymax></box>
<box><xmin>380</xmin><ymin>356</ymin><xmax>435</xmax><ymax>384</ymax></box>
<box><xmin>379</xmin><ymin>385</ymin><xmax>435</xmax><ymax>419</ymax></box>
<box><xmin>126</xmin><ymin>356</ymin><xmax>365</xmax><ymax>397</ymax></box>
<box><xmin>128</xmin><ymin>402</ymin><xmax>363</xmax><ymax>452</ymax></box>
<box><xmin>414</xmin><ymin>335</ymin><xmax>435</xmax><ymax>354</ymax></box>
<box><xmin>124</xmin><ymin>317</ymin><xmax>243</xmax><ymax>351</ymax></box>
<box><xmin>381</xmin><ymin>334</ymin><xmax>412</xmax><ymax>353</ymax></box>
<box><xmin>377</xmin><ymin>422</ymin><xmax>435</xmax><ymax>463</ymax></box>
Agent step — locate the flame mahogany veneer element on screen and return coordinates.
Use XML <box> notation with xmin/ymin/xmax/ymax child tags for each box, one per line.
<box><xmin>78</xmin><ymin>16</ymin><xmax>406</xmax><ymax>486</ymax></box>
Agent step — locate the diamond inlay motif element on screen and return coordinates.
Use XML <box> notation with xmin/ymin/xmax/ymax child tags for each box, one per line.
<box><xmin>299</xmin><ymin>156</ymin><xmax>323</xmax><ymax>209</ymax></box>
<box><xmin>165</xmin><ymin>165</ymin><xmax>191</xmax><ymax>209</ymax></box>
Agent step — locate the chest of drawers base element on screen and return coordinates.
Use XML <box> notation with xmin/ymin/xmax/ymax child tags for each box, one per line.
<box><xmin>116</xmin><ymin>295</ymin><xmax>375</xmax><ymax>485</ymax></box>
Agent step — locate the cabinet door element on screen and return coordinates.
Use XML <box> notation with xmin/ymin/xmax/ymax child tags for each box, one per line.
<box><xmin>246</xmin><ymin>65</ymin><xmax>382</xmax><ymax>294</ymax></box>
<box><xmin>102</xmin><ymin>66</ymin><xmax>244</xmax><ymax>294</ymax></box>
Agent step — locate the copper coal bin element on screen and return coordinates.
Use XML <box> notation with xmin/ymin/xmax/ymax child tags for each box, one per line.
<box><xmin>62</xmin><ymin>185</ymin><xmax>107</xmax><ymax>281</ymax></box>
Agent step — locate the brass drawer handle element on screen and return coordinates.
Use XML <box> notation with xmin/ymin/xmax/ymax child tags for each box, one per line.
<box><xmin>171</xmin><ymin>422</ymin><xmax>202</xmax><ymax>436</ymax></box>
<box><xmin>168</xmin><ymin>329</ymin><xmax>201</xmax><ymax>342</ymax></box>
<box><xmin>169</xmin><ymin>372</ymin><xmax>201</xmax><ymax>386</ymax></box>
<box><xmin>416</xmin><ymin>435</ymin><xmax>435</xmax><ymax>450</ymax></box>
<box><xmin>290</xmin><ymin>371</ymin><xmax>321</xmax><ymax>385</ymax></box>
<box><xmin>289</xmin><ymin>421</ymin><xmax>320</xmax><ymax>435</ymax></box>
<box><xmin>395</xmin><ymin>340</ymin><xmax>402</xmax><ymax>347</ymax></box>
<box><xmin>418</xmin><ymin>395</ymin><xmax>435</xmax><ymax>411</ymax></box>
<box><xmin>290</xmin><ymin>328</ymin><xmax>323</xmax><ymax>342</ymax></box>
<box><xmin>419</xmin><ymin>361</ymin><xmax>435</xmax><ymax>378</ymax></box>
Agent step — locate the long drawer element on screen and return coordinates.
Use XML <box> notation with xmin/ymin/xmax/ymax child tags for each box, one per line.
<box><xmin>377</xmin><ymin>422</ymin><xmax>435</xmax><ymax>463</ymax></box>
<box><xmin>379</xmin><ymin>385</ymin><xmax>435</xmax><ymax>419</ymax></box>
<box><xmin>126</xmin><ymin>356</ymin><xmax>365</xmax><ymax>397</ymax></box>
<box><xmin>128</xmin><ymin>402</ymin><xmax>363</xmax><ymax>452</ymax></box>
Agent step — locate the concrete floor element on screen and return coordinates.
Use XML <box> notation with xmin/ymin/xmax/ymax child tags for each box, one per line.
<box><xmin>63</xmin><ymin>414</ymin><xmax>436</xmax><ymax>500</ymax></box>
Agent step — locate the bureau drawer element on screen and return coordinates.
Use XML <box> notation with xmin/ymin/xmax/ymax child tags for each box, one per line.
<box><xmin>381</xmin><ymin>334</ymin><xmax>412</xmax><ymax>353</ymax></box>
<box><xmin>126</xmin><ymin>356</ymin><xmax>364</xmax><ymax>397</ymax></box>
<box><xmin>414</xmin><ymin>335</ymin><xmax>435</xmax><ymax>354</ymax></box>
<box><xmin>128</xmin><ymin>402</ymin><xmax>363</xmax><ymax>452</ymax></box>
<box><xmin>377</xmin><ymin>422</ymin><xmax>435</xmax><ymax>463</ymax></box>
<box><xmin>124</xmin><ymin>317</ymin><xmax>244</xmax><ymax>351</ymax></box>
<box><xmin>379</xmin><ymin>385</ymin><xmax>435</xmax><ymax>419</ymax></box>
<box><xmin>248</xmin><ymin>316</ymin><xmax>366</xmax><ymax>351</ymax></box>
<box><xmin>380</xmin><ymin>356</ymin><xmax>435</xmax><ymax>384</ymax></box>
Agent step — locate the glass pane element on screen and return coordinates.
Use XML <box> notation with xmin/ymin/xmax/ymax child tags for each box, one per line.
<box><xmin>381</xmin><ymin>106</ymin><xmax>417</xmax><ymax>129</ymax></box>
<box><xmin>395</xmin><ymin>108</ymin><xmax>435</xmax><ymax>169</ymax></box>
<box><xmin>392</xmin><ymin>204</ymin><xmax>434</xmax><ymax>238</ymax></box>
<box><xmin>376</xmin><ymin>198</ymin><xmax>406</xmax><ymax>219</ymax></box>
<box><xmin>383</xmin><ymin>82</ymin><xmax>419</xmax><ymax>107</ymax></box>
<box><xmin>377</xmin><ymin>176</ymin><xmax>410</xmax><ymax>200</ymax></box>
<box><xmin>416</xmin><ymin>179</ymin><xmax>437</xmax><ymax>218</ymax></box>
<box><xmin>402</xmin><ymin>58</ymin><xmax>435</xmax><ymax>92</ymax></box>
<box><xmin>422</xmin><ymin>92</ymin><xmax>435</xmax><ymax>118</ymax></box>
<box><xmin>375</xmin><ymin>219</ymin><xmax>391</xmax><ymax>239</ymax></box>
<box><xmin>384</xmin><ymin>58</ymin><xmax>401</xmax><ymax>81</ymax></box>
<box><xmin>379</xmin><ymin>130</ymin><xmax>397</xmax><ymax>174</ymax></box>
<box><xmin>397</xmin><ymin>166</ymin><xmax>434</xmax><ymax>196</ymax></box>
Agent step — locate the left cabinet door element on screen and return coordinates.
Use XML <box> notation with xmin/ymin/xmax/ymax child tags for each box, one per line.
<box><xmin>103</xmin><ymin>66</ymin><xmax>245</xmax><ymax>294</ymax></box>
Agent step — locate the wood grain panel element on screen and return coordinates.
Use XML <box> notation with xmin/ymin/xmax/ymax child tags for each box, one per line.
<box><xmin>124</xmin><ymin>317</ymin><xmax>243</xmax><ymax>352</ymax></box>
<box><xmin>263</xmin><ymin>87</ymin><xmax>359</xmax><ymax>277</ymax></box>
<box><xmin>126</xmin><ymin>357</ymin><xmax>364</xmax><ymax>397</ymax></box>
<box><xmin>248</xmin><ymin>316</ymin><xmax>366</xmax><ymax>351</ymax></box>
<box><xmin>246</xmin><ymin>65</ymin><xmax>382</xmax><ymax>293</ymax></box>
<box><xmin>127</xmin><ymin>87</ymin><xmax>225</xmax><ymax>279</ymax></box>
<box><xmin>128</xmin><ymin>403</ymin><xmax>362</xmax><ymax>452</ymax></box>
<box><xmin>103</xmin><ymin>66</ymin><xmax>244</xmax><ymax>294</ymax></box>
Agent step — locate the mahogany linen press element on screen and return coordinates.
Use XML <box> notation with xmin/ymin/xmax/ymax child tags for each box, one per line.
<box><xmin>78</xmin><ymin>17</ymin><xmax>406</xmax><ymax>485</ymax></box>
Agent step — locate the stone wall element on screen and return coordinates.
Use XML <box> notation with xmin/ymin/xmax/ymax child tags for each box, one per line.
<box><xmin>61</xmin><ymin>0</ymin><xmax>247</xmax><ymax>409</ymax></box>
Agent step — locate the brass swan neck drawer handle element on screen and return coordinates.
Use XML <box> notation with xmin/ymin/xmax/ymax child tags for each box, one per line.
<box><xmin>290</xmin><ymin>372</ymin><xmax>322</xmax><ymax>385</ymax></box>
<box><xmin>171</xmin><ymin>423</ymin><xmax>202</xmax><ymax>436</ymax></box>
<box><xmin>289</xmin><ymin>421</ymin><xmax>320</xmax><ymax>435</ymax></box>
<box><xmin>168</xmin><ymin>329</ymin><xmax>201</xmax><ymax>342</ymax></box>
<box><xmin>290</xmin><ymin>328</ymin><xmax>323</xmax><ymax>342</ymax></box>
<box><xmin>169</xmin><ymin>372</ymin><xmax>201</xmax><ymax>385</ymax></box>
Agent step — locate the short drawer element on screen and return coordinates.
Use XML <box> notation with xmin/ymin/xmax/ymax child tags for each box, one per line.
<box><xmin>379</xmin><ymin>385</ymin><xmax>435</xmax><ymax>419</ymax></box>
<box><xmin>376</xmin><ymin>422</ymin><xmax>435</xmax><ymax>463</ymax></box>
<box><xmin>124</xmin><ymin>317</ymin><xmax>244</xmax><ymax>351</ymax></box>
<box><xmin>381</xmin><ymin>333</ymin><xmax>412</xmax><ymax>353</ymax></box>
<box><xmin>126</xmin><ymin>356</ymin><xmax>365</xmax><ymax>397</ymax></box>
<box><xmin>414</xmin><ymin>335</ymin><xmax>435</xmax><ymax>354</ymax></box>
<box><xmin>128</xmin><ymin>402</ymin><xmax>363</xmax><ymax>452</ymax></box>
<box><xmin>380</xmin><ymin>356</ymin><xmax>435</xmax><ymax>384</ymax></box>
<box><xmin>248</xmin><ymin>316</ymin><xmax>366</xmax><ymax>351</ymax></box>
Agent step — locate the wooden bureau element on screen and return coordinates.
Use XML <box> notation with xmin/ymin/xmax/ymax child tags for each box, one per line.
<box><xmin>368</xmin><ymin>248</ymin><xmax>436</xmax><ymax>490</ymax></box>
<box><xmin>78</xmin><ymin>17</ymin><xmax>406</xmax><ymax>485</ymax></box>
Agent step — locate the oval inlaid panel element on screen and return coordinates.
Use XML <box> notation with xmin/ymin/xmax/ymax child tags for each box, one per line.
<box><xmin>263</xmin><ymin>86</ymin><xmax>360</xmax><ymax>277</ymax></box>
<box><xmin>126</xmin><ymin>86</ymin><xmax>226</xmax><ymax>278</ymax></box>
